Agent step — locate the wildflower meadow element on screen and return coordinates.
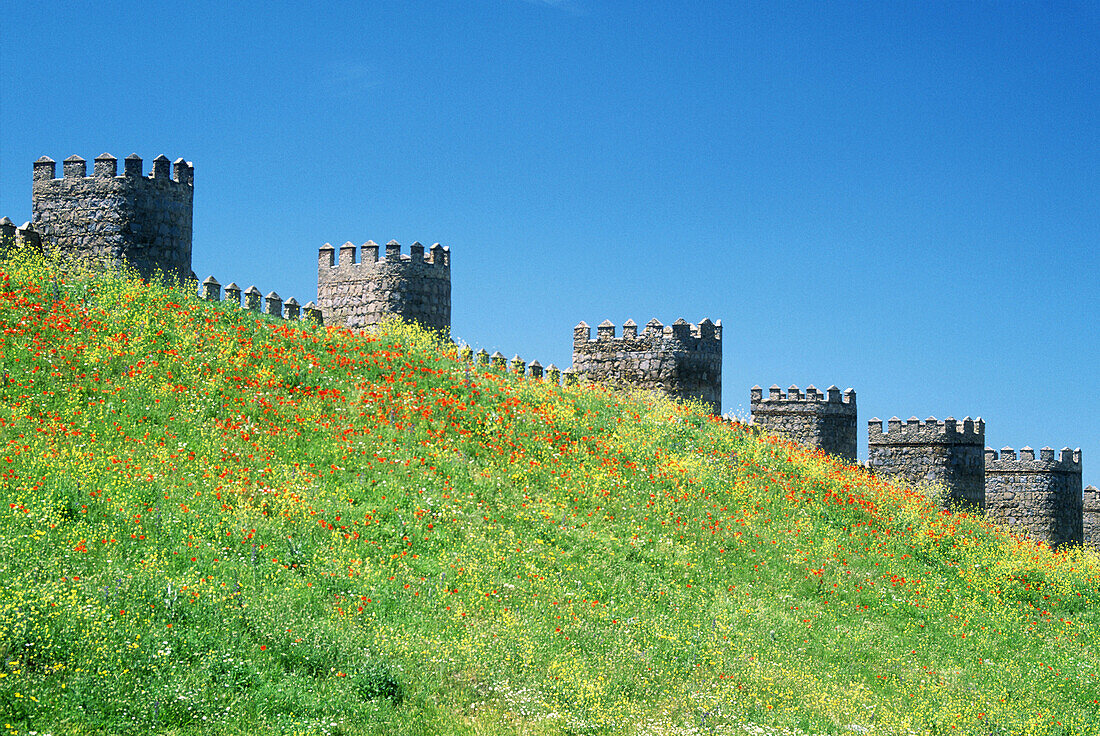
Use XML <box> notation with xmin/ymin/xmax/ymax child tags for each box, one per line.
<box><xmin>0</xmin><ymin>250</ymin><xmax>1098</xmax><ymax>735</ymax></box>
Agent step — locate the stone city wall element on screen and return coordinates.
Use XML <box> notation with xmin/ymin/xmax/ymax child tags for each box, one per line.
<box><xmin>460</xmin><ymin>346</ymin><xmax>581</xmax><ymax>386</ymax></box>
<box><xmin>750</xmin><ymin>384</ymin><xmax>857</xmax><ymax>461</ymax></box>
<box><xmin>985</xmin><ymin>447</ymin><xmax>1083</xmax><ymax>548</ymax></box>
<box><xmin>317</xmin><ymin>240</ymin><xmax>450</xmax><ymax>332</ymax></box>
<box><xmin>198</xmin><ymin>276</ymin><xmax>322</xmax><ymax>325</ymax></box>
<box><xmin>32</xmin><ymin>154</ymin><xmax>194</xmax><ymax>281</ymax></box>
<box><xmin>868</xmin><ymin>416</ymin><xmax>986</xmax><ymax>510</ymax></box>
<box><xmin>571</xmin><ymin>318</ymin><xmax>722</xmax><ymax>415</ymax></box>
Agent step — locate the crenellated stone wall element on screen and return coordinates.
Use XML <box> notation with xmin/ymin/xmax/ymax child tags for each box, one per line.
<box><xmin>985</xmin><ymin>447</ymin><xmax>1083</xmax><ymax>548</ymax></box>
<box><xmin>32</xmin><ymin>154</ymin><xmax>194</xmax><ymax>281</ymax></box>
<box><xmin>197</xmin><ymin>276</ymin><xmax>323</xmax><ymax>325</ymax></box>
<box><xmin>750</xmin><ymin>384</ymin><xmax>857</xmax><ymax>461</ymax></box>
<box><xmin>317</xmin><ymin>240</ymin><xmax>450</xmax><ymax>332</ymax></box>
<box><xmin>0</xmin><ymin>218</ymin><xmax>43</xmax><ymax>252</ymax></box>
<box><xmin>571</xmin><ymin>318</ymin><xmax>722</xmax><ymax>415</ymax></box>
<box><xmin>868</xmin><ymin>416</ymin><xmax>986</xmax><ymax>511</ymax></box>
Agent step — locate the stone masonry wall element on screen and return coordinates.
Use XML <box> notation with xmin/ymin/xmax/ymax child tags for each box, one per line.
<box><xmin>317</xmin><ymin>240</ymin><xmax>450</xmax><ymax>332</ymax></box>
<box><xmin>1085</xmin><ymin>486</ymin><xmax>1100</xmax><ymax>550</ymax></box>
<box><xmin>985</xmin><ymin>447</ymin><xmax>1083</xmax><ymax>548</ymax></box>
<box><xmin>0</xmin><ymin>218</ymin><xmax>43</xmax><ymax>252</ymax></box>
<box><xmin>571</xmin><ymin>318</ymin><xmax>722</xmax><ymax>415</ymax></box>
<box><xmin>868</xmin><ymin>416</ymin><xmax>986</xmax><ymax>510</ymax></box>
<box><xmin>32</xmin><ymin>154</ymin><xmax>194</xmax><ymax>281</ymax></box>
<box><xmin>750</xmin><ymin>384</ymin><xmax>857</xmax><ymax>461</ymax></box>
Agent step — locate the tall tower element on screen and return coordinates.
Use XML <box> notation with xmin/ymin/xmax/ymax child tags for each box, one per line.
<box><xmin>32</xmin><ymin>153</ymin><xmax>194</xmax><ymax>281</ymax></box>
<box><xmin>316</xmin><ymin>240</ymin><xmax>451</xmax><ymax>332</ymax></box>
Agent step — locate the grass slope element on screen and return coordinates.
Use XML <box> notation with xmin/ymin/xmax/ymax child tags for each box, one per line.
<box><xmin>0</xmin><ymin>253</ymin><xmax>1098</xmax><ymax>735</ymax></box>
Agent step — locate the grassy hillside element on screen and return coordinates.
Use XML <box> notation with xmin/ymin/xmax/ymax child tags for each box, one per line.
<box><xmin>1</xmin><ymin>252</ymin><xmax>1098</xmax><ymax>735</ymax></box>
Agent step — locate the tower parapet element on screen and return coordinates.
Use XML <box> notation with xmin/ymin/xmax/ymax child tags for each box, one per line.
<box><xmin>985</xmin><ymin>447</ymin><xmax>1083</xmax><ymax>548</ymax></box>
<box><xmin>31</xmin><ymin>153</ymin><xmax>194</xmax><ymax>281</ymax></box>
<box><xmin>316</xmin><ymin>240</ymin><xmax>450</xmax><ymax>332</ymax></box>
<box><xmin>570</xmin><ymin>318</ymin><xmax>722</xmax><ymax>414</ymax></box>
<box><xmin>868</xmin><ymin>416</ymin><xmax>986</xmax><ymax>510</ymax></box>
<box><xmin>750</xmin><ymin>384</ymin><xmax>857</xmax><ymax>461</ymax></box>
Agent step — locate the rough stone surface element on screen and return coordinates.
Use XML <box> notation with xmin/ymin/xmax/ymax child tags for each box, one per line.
<box><xmin>750</xmin><ymin>384</ymin><xmax>857</xmax><ymax>461</ymax></box>
<box><xmin>985</xmin><ymin>447</ymin><xmax>1083</xmax><ymax>548</ymax></box>
<box><xmin>31</xmin><ymin>154</ymin><xmax>194</xmax><ymax>281</ymax></box>
<box><xmin>317</xmin><ymin>240</ymin><xmax>450</xmax><ymax>332</ymax></box>
<box><xmin>571</xmin><ymin>318</ymin><xmax>722</xmax><ymax>415</ymax></box>
<box><xmin>0</xmin><ymin>218</ymin><xmax>42</xmax><ymax>252</ymax></box>
<box><xmin>868</xmin><ymin>416</ymin><xmax>985</xmax><ymax>511</ymax></box>
<box><xmin>1084</xmin><ymin>486</ymin><xmax>1100</xmax><ymax>550</ymax></box>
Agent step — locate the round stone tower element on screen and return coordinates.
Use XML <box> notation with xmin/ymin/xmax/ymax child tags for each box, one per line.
<box><xmin>32</xmin><ymin>153</ymin><xmax>194</xmax><ymax>281</ymax></box>
<box><xmin>316</xmin><ymin>239</ymin><xmax>451</xmax><ymax>332</ymax></box>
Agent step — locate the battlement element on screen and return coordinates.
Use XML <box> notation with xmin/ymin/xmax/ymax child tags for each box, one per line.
<box><xmin>572</xmin><ymin>318</ymin><xmax>721</xmax><ymax>349</ymax></box>
<box><xmin>32</xmin><ymin>153</ymin><xmax>194</xmax><ymax>281</ymax></box>
<box><xmin>867</xmin><ymin>414</ymin><xmax>985</xmax><ymax>510</ymax></box>
<box><xmin>749</xmin><ymin>384</ymin><xmax>857</xmax><ymax>461</ymax></box>
<box><xmin>316</xmin><ymin>239</ymin><xmax>451</xmax><ymax>332</ymax></box>
<box><xmin>0</xmin><ymin>218</ymin><xmax>43</xmax><ymax>251</ymax></box>
<box><xmin>34</xmin><ymin>153</ymin><xmax>194</xmax><ymax>186</ymax></box>
<box><xmin>318</xmin><ymin>240</ymin><xmax>450</xmax><ymax>271</ymax></box>
<box><xmin>198</xmin><ymin>276</ymin><xmax>322</xmax><ymax>325</ymax></box>
<box><xmin>571</xmin><ymin>317</ymin><xmax>722</xmax><ymax>415</ymax></box>
<box><xmin>985</xmin><ymin>446</ymin><xmax>1082</xmax><ymax>472</ymax></box>
<box><xmin>985</xmin><ymin>446</ymin><xmax>1083</xmax><ymax>548</ymax></box>
<box><xmin>751</xmin><ymin>384</ymin><xmax>855</xmax><ymax>406</ymax></box>
<box><xmin>459</xmin><ymin>345</ymin><xmax>581</xmax><ymax>386</ymax></box>
<box><xmin>868</xmin><ymin>416</ymin><xmax>985</xmax><ymax>445</ymax></box>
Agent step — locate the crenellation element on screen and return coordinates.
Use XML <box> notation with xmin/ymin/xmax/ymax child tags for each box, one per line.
<box><xmin>124</xmin><ymin>154</ymin><xmax>143</xmax><ymax>178</ymax></box>
<box><xmin>63</xmin><ymin>155</ymin><xmax>87</xmax><ymax>178</ymax></box>
<box><xmin>571</xmin><ymin>317</ymin><xmax>722</xmax><ymax>414</ymax></box>
<box><xmin>868</xmin><ymin>414</ymin><xmax>985</xmax><ymax>510</ymax></box>
<box><xmin>244</xmin><ymin>286</ymin><xmax>262</xmax><ymax>312</ymax></box>
<box><xmin>264</xmin><ymin>291</ymin><xmax>282</xmax><ymax>317</ymax></box>
<box><xmin>201</xmin><ymin>276</ymin><xmax>221</xmax><ymax>301</ymax></box>
<box><xmin>94</xmin><ymin>153</ymin><xmax>117</xmax><ymax>178</ymax></box>
<box><xmin>0</xmin><ymin>218</ymin><xmax>43</xmax><ymax>252</ymax></box>
<box><xmin>223</xmin><ymin>282</ymin><xmax>241</xmax><ymax>307</ymax></box>
<box><xmin>199</xmin><ymin>276</ymin><xmax>320</xmax><ymax>326</ymax></box>
<box><xmin>34</xmin><ymin>156</ymin><xmax>56</xmax><ymax>181</ymax></box>
<box><xmin>32</xmin><ymin>152</ymin><xmax>194</xmax><ymax>281</ymax></box>
<box><xmin>750</xmin><ymin>382</ymin><xmax>857</xmax><ymax>461</ymax></box>
<box><xmin>151</xmin><ymin>155</ymin><xmax>171</xmax><ymax>179</ymax></box>
<box><xmin>985</xmin><ymin>445</ymin><xmax>1083</xmax><ymax>548</ymax></box>
<box><xmin>316</xmin><ymin>238</ymin><xmax>451</xmax><ymax>332</ymax></box>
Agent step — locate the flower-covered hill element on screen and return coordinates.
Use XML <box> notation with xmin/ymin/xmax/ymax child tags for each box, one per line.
<box><xmin>0</xmin><ymin>253</ymin><xmax>1098</xmax><ymax>736</ymax></box>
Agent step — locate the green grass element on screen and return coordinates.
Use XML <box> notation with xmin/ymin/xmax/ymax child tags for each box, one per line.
<box><xmin>0</xmin><ymin>249</ymin><xmax>1098</xmax><ymax>735</ymax></box>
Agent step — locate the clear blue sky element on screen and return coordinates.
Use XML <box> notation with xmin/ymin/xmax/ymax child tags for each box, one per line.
<box><xmin>2</xmin><ymin>1</ymin><xmax>1097</xmax><ymax>478</ymax></box>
